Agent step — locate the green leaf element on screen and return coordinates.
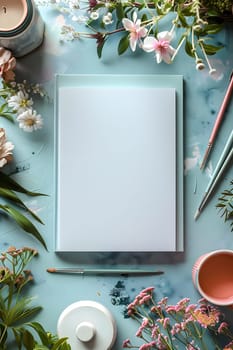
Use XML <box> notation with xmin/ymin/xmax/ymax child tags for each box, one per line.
<box><xmin>177</xmin><ymin>7</ymin><xmax>188</xmax><ymax>27</ymax></box>
<box><xmin>116</xmin><ymin>2</ymin><xmax>124</xmax><ymax>21</ymax></box>
<box><xmin>205</xmin><ymin>23</ymin><xmax>223</xmax><ymax>34</ymax></box>
<box><xmin>141</xmin><ymin>14</ymin><xmax>148</xmax><ymax>23</ymax></box>
<box><xmin>0</xmin><ymin>171</ymin><xmax>46</xmax><ymax>197</ymax></box>
<box><xmin>27</xmin><ymin>322</ymin><xmax>50</xmax><ymax>346</ymax></box>
<box><xmin>216</xmin><ymin>180</ymin><xmax>233</xmax><ymax>232</ymax></box>
<box><xmin>2</xmin><ymin>297</ymin><xmax>41</xmax><ymax>326</ymax></box>
<box><xmin>118</xmin><ymin>35</ymin><xmax>129</xmax><ymax>55</ymax></box>
<box><xmin>23</xmin><ymin>330</ymin><xmax>36</xmax><ymax>350</ymax></box>
<box><xmin>185</xmin><ymin>39</ymin><xmax>195</xmax><ymax>57</ymax></box>
<box><xmin>51</xmin><ymin>338</ymin><xmax>71</xmax><ymax>350</ymax></box>
<box><xmin>0</xmin><ymin>112</ymin><xmax>15</xmax><ymax>122</ymax></box>
<box><xmin>97</xmin><ymin>38</ymin><xmax>106</xmax><ymax>58</ymax></box>
<box><xmin>0</xmin><ymin>205</ymin><xmax>47</xmax><ymax>250</ymax></box>
<box><xmin>27</xmin><ymin>322</ymin><xmax>71</xmax><ymax>349</ymax></box>
<box><xmin>0</xmin><ymin>103</ymin><xmax>15</xmax><ymax>122</ymax></box>
<box><xmin>12</xmin><ymin>328</ymin><xmax>23</xmax><ymax>349</ymax></box>
<box><xmin>0</xmin><ymin>188</ymin><xmax>44</xmax><ymax>224</ymax></box>
<box><xmin>0</xmin><ymin>323</ymin><xmax>8</xmax><ymax>346</ymax></box>
<box><xmin>201</xmin><ymin>42</ymin><xmax>223</xmax><ymax>55</ymax></box>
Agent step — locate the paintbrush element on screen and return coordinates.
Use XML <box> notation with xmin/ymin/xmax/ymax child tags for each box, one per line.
<box><xmin>47</xmin><ymin>267</ymin><xmax>164</xmax><ymax>276</ymax></box>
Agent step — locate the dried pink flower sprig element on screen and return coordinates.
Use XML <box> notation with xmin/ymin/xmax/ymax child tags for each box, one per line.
<box><xmin>0</xmin><ymin>246</ymin><xmax>38</xmax><ymax>292</ymax></box>
<box><xmin>123</xmin><ymin>287</ymin><xmax>233</xmax><ymax>350</ymax></box>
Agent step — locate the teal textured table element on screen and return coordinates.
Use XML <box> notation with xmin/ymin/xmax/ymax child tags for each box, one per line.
<box><xmin>0</xmin><ymin>5</ymin><xmax>233</xmax><ymax>349</ymax></box>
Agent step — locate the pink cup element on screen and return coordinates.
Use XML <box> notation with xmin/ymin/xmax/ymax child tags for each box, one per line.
<box><xmin>192</xmin><ymin>249</ymin><xmax>233</xmax><ymax>307</ymax></box>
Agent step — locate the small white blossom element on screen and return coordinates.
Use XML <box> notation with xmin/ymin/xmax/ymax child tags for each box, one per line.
<box><xmin>90</xmin><ymin>11</ymin><xmax>99</xmax><ymax>20</ymax></box>
<box><xmin>103</xmin><ymin>12</ymin><xmax>113</xmax><ymax>25</ymax></box>
<box><xmin>7</xmin><ymin>90</ymin><xmax>33</xmax><ymax>113</ymax></box>
<box><xmin>74</xmin><ymin>15</ymin><xmax>89</xmax><ymax>23</ymax></box>
<box><xmin>17</xmin><ymin>109</ymin><xmax>43</xmax><ymax>132</ymax></box>
<box><xmin>60</xmin><ymin>24</ymin><xmax>79</xmax><ymax>41</ymax></box>
<box><xmin>31</xmin><ymin>83</ymin><xmax>46</xmax><ymax>97</ymax></box>
<box><xmin>71</xmin><ymin>15</ymin><xmax>79</xmax><ymax>21</ymax></box>
<box><xmin>68</xmin><ymin>0</ymin><xmax>80</xmax><ymax>9</ymax></box>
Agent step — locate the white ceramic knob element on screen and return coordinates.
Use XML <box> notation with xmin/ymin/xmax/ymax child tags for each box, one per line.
<box><xmin>76</xmin><ymin>321</ymin><xmax>95</xmax><ymax>342</ymax></box>
<box><xmin>57</xmin><ymin>300</ymin><xmax>117</xmax><ymax>350</ymax></box>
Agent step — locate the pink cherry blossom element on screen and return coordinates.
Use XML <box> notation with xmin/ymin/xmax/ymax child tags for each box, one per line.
<box><xmin>122</xmin><ymin>12</ymin><xmax>148</xmax><ymax>52</ymax></box>
<box><xmin>143</xmin><ymin>31</ymin><xmax>175</xmax><ymax>64</ymax></box>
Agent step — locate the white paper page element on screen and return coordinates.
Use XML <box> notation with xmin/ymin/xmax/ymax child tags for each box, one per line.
<box><xmin>56</xmin><ymin>86</ymin><xmax>177</xmax><ymax>251</ymax></box>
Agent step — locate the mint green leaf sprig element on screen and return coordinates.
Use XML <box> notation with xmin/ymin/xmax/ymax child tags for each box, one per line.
<box><xmin>0</xmin><ymin>171</ymin><xmax>47</xmax><ymax>250</ymax></box>
<box><xmin>216</xmin><ymin>180</ymin><xmax>233</xmax><ymax>232</ymax></box>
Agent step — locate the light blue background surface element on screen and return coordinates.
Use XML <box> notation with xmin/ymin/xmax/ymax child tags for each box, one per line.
<box><xmin>0</xmin><ymin>5</ymin><xmax>233</xmax><ymax>349</ymax></box>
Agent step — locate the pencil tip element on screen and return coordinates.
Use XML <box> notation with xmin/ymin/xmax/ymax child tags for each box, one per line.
<box><xmin>47</xmin><ymin>268</ymin><xmax>56</xmax><ymax>273</ymax></box>
<box><xmin>194</xmin><ymin>209</ymin><xmax>200</xmax><ymax>220</ymax></box>
<box><xmin>200</xmin><ymin>144</ymin><xmax>212</xmax><ymax>170</ymax></box>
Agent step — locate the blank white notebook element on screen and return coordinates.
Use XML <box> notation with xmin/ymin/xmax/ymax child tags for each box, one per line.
<box><xmin>55</xmin><ymin>74</ymin><xmax>183</xmax><ymax>252</ymax></box>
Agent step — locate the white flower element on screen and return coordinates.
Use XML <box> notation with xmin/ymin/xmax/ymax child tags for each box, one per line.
<box><xmin>60</xmin><ymin>24</ymin><xmax>79</xmax><ymax>41</ymax></box>
<box><xmin>122</xmin><ymin>12</ymin><xmax>148</xmax><ymax>52</ymax></box>
<box><xmin>90</xmin><ymin>11</ymin><xmax>99</xmax><ymax>20</ymax></box>
<box><xmin>143</xmin><ymin>31</ymin><xmax>175</xmax><ymax>64</ymax></box>
<box><xmin>75</xmin><ymin>15</ymin><xmax>89</xmax><ymax>23</ymax></box>
<box><xmin>31</xmin><ymin>83</ymin><xmax>46</xmax><ymax>97</ymax></box>
<box><xmin>17</xmin><ymin>109</ymin><xmax>43</xmax><ymax>132</ymax></box>
<box><xmin>7</xmin><ymin>90</ymin><xmax>33</xmax><ymax>113</ymax></box>
<box><xmin>103</xmin><ymin>12</ymin><xmax>113</xmax><ymax>25</ymax></box>
<box><xmin>69</xmin><ymin>0</ymin><xmax>80</xmax><ymax>9</ymax></box>
<box><xmin>0</xmin><ymin>128</ymin><xmax>14</xmax><ymax>168</ymax></box>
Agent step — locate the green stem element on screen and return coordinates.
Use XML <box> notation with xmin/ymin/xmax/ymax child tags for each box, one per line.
<box><xmin>171</xmin><ymin>35</ymin><xmax>186</xmax><ymax>61</ymax></box>
<box><xmin>0</xmin><ymin>325</ymin><xmax>8</xmax><ymax>346</ymax></box>
<box><xmin>199</xmin><ymin>40</ymin><xmax>214</xmax><ymax>72</ymax></box>
<box><xmin>191</xmin><ymin>26</ymin><xmax>199</xmax><ymax>61</ymax></box>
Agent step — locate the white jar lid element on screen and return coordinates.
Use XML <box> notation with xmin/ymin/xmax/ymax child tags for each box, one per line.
<box><xmin>57</xmin><ymin>300</ymin><xmax>117</xmax><ymax>350</ymax></box>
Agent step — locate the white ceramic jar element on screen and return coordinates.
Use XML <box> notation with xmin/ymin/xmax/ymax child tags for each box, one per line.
<box><xmin>57</xmin><ymin>300</ymin><xmax>117</xmax><ymax>350</ymax></box>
